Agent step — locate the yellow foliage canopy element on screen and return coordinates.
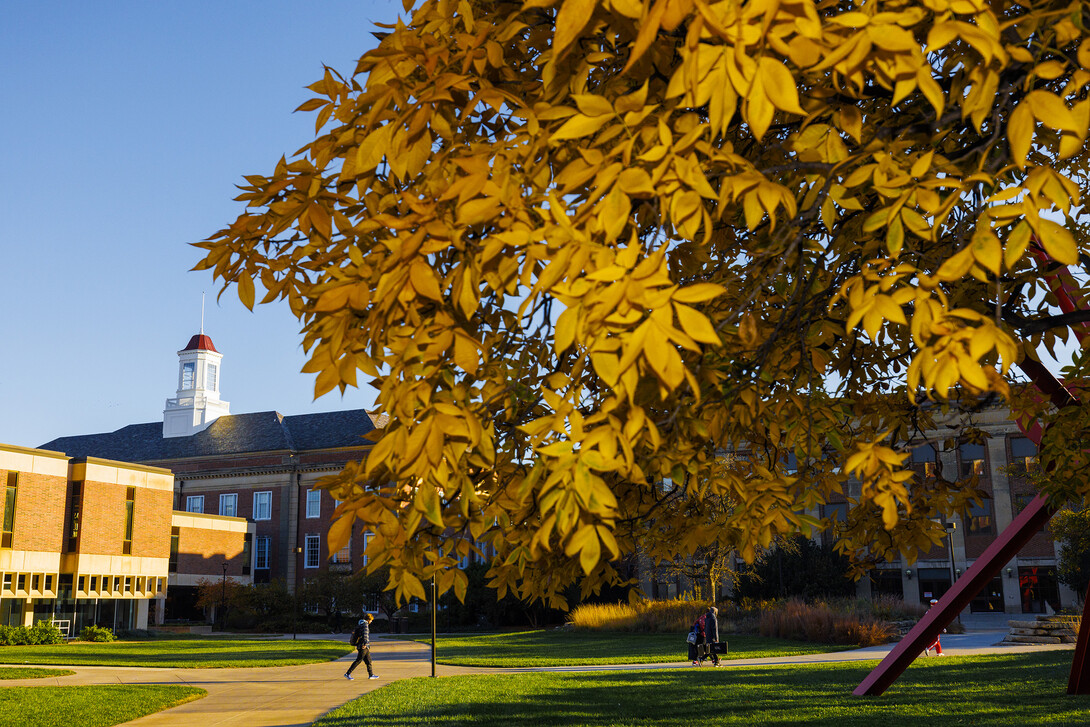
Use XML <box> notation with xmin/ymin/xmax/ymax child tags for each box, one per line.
<box><xmin>197</xmin><ymin>0</ymin><xmax>1090</xmax><ymax>606</ymax></box>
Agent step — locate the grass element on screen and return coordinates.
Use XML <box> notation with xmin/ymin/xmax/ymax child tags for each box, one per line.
<box><xmin>0</xmin><ymin>638</ymin><xmax>351</xmax><ymax>668</ymax></box>
<box><xmin>398</xmin><ymin>630</ymin><xmax>850</xmax><ymax>667</ymax></box>
<box><xmin>315</xmin><ymin>651</ymin><xmax>1089</xmax><ymax>726</ymax></box>
<box><xmin>0</xmin><ymin>685</ymin><xmax>205</xmax><ymax>727</ymax></box>
<box><xmin>0</xmin><ymin>667</ymin><xmax>74</xmax><ymax>679</ymax></box>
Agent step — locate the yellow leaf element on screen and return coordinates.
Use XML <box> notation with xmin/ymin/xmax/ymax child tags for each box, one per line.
<box><xmin>327</xmin><ymin>512</ymin><xmax>355</xmax><ymax>558</ymax></box>
<box><xmin>674</xmin><ymin>303</ymin><xmax>720</xmax><ymax>344</ymax></box>
<box><xmin>758</xmin><ymin>58</ymin><xmax>805</xmax><ymax>115</ymax></box>
<box><xmin>554</xmin><ymin>0</ymin><xmax>596</xmax><ymax>60</ymax></box>
<box><xmin>409</xmin><ymin>261</ymin><xmax>443</xmax><ymax>301</ymax></box>
<box><xmin>838</xmin><ymin>106</ymin><xmax>862</xmax><ymax>143</ymax></box>
<box><xmin>1004</xmin><ymin>221</ymin><xmax>1031</xmax><ymax>270</ymax></box>
<box><xmin>414</xmin><ymin>481</ymin><xmax>444</xmax><ymax>527</ymax></box>
<box><xmin>673</xmin><ymin>283</ymin><xmax>726</xmax><ymax>303</ymax></box>
<box><xmin>1027</xmin><ymin>91</ymin><xmax>1080</xmax><ymax>133</ymax></box>
<box><xmin>454</xmin><ymin>331</ymin><xmax>480</xmax><ymax>375</ymax></box>
<box><xmin>746</xmin><ymin>78</ymin><xmax>775</xmax><ymax>140</ymax></box>
<box><xmin>1039</xmin><ymin>219</ymin><xmax>1078</xmax><ymax>265</ymax></box>
<box><xmin>555</xmin><ymin>307</ymin><xmax>578</xmax><ymax>353</ymax></box>
<box><xmin>552</xmin><ymin>113</ymin><xmax>611</xmax><ymax>141</ymax></box>
<box><xmin>313</xmin><ymin>285</ymin><xmax>350</xmax><ymax>312</ymax></box>
<box><xmin>457</xmin><ymin>196</ymin><xmax>502</xmax><ymax>225</ymax></box>
<box><xmin>574</xmin><ymin>93</ymin><xmax>614</xmax><ymax>117</ymax></box>
<box><xmin>1008</xmin><ymin>103</ymin><xmax>1034</xmax><ymax>169</ymax></box>
<box><xmin>238</xmin><ymin>275</ymin><xmax>255</xmax><ymax>311</ymax></box>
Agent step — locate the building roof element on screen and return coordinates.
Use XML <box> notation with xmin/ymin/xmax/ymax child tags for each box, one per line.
<box><xmin>182</xmin><ymin>334</ymin><xmax>218</xmax><ymax>353</ymax></box>
<box><xmin>40</xmin><ymin>409</ymin><xmax>379</xmax><ymax>463</ymax></box>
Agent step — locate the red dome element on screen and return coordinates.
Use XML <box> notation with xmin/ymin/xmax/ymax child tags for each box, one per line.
<box><xmin>183</xmin><ymin>334</ymin><xmax>218</xmax><ymax>353</ymax></box>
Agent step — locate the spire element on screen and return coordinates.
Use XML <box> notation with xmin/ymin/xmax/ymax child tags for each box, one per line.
<box><xmin>200</xmin><ymin>291</ymin><xmax>205</xmax><ymax>335</ymax></box>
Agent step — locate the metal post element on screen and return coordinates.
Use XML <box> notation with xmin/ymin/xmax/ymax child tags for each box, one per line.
<box><xmin>944</xmin><ymin>522</ymin><xmax>960</xmax><ymax>624</ymax></box>
<box><xmin>431</xmin><ymin>574</ymin><xmax>437</xmax><ymax>677</ymax></box>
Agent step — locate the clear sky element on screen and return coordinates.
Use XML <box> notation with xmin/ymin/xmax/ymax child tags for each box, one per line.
<box><xmin>0</xmin><ymin>1</ymin><xmax>406</xmax><ymax>448</ymax></box>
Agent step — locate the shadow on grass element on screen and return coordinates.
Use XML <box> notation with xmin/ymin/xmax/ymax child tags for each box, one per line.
<box><xmin>316</xmin><ymin>652</ymin><xmax>1090</xmax><ymax>727</ymax></box>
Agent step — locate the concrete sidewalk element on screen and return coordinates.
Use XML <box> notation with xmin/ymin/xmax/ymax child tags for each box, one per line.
<box><xmin>0</xmin><ymin>627</ymin><xmax>1075</xmax><ymax>726</ymax></box>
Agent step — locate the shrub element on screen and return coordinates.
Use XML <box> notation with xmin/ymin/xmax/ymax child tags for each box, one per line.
<box><xmin>79</xmin><ymin>625</ymin><xmax>116</xmax><ymax>642</ymax></box>
<box><xmin>569</xmin><ymin>599</ymin><xmax>715</xmax><ymax>632</ymax></box>
<box><xmin>758</xmin><ymin>599</ymin><xmax>895</xmax><ymax>646</ymax></box>
<box><xmin>27</xmin><ymin>620</ymin><xmax>64</xmax><ymax>645</ymax></box>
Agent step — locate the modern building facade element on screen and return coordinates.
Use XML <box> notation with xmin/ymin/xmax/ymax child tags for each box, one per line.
<box><xmin>0</xmin><ymin>442</ymin><xmax>253</xmax><ymax>633</ymax></box>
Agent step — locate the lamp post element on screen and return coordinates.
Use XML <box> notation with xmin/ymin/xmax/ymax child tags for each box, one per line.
<box><xmin>431</xmin><ymin>574</ymin><xmax>437</xmax><ymax>678</ymax></box>
<box><xmin>942</xmin><ymin>521</ymin><xmax>960</xmax><ymax>624</ymax></box>
<box><xmin>220</xmin><ymin>561</ymin><xmax>228</xmax><ymax>631</ymax></box>
<box><xmin>293</xmin><ymin>546</ymin><xmax>302</xmax><ymax>640</ymax></box>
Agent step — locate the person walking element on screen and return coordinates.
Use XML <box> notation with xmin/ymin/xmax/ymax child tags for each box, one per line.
<box><xmin>345</xmin><ymin>613</ymin><xmax>379</xmax><ymax>680</ymax></box>
<box><xmin>702</xmin><ymin>606</ymin><xmax>721</xmax><ymax>666</ymax></box>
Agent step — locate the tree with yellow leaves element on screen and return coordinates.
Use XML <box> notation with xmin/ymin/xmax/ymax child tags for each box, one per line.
<box><xmin>198</xmin><ymin>0</ymin><xmax>1090</xmax><ymax>607</ymax></box>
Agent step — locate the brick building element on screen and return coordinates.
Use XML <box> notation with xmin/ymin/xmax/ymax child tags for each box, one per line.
<box><xmin>42</xmin><ymin>333</ymin><xmax>379</xmax><ymax>613</ymax></box>
<box><xmin>0</xmin><ymin>442</ymin><xmax>253</xmax><ymax>632</ymax></box>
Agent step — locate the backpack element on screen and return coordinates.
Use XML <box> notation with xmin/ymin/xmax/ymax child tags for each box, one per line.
<box><xmin>693</xmin><ymin>614</ymin><xmax>706</xmax><ymax>636</ymax></box>
<box><xmin>350</xmin><ymin>628</ymin><xmax>362</xmax><ymax>647</ymax></box>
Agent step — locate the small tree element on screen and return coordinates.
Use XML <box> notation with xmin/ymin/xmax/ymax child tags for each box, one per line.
<box><xmin>736</xmin><ymin>535</ymin><xmax>855</xmax><ymax>601</ymax></box>
<box><xmin>1050</xmin><ymin>507</ymin><xmax>1090</xmax><ymax>601</ymax></box>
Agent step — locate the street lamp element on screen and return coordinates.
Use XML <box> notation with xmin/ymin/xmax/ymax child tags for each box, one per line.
<box><xmin>220</xmin><ymin>561</ymin><xmax>228</xmax><ymax>631</ymax></box>
<box><xmin>293</xmin><ymin>546</ymin><xmax>302</xmax><ymax>640</ymax></box>
<box><xmin>941</xmin><ymin>521</ymin><xmax>960</xmax><ymax>624</ymax></box>
<box><xmin>431</xmin><ymin>574</ymin><xmax>437</xmax><ymax>678</ymax></box>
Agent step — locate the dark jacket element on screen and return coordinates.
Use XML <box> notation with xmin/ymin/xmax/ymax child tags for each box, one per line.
<box><xmin>351</xmin><ymin>622</ymin><xmax>370</xmax><ymax>649</ymax></box>
<box><xmin>704</xmin><ymin>610</ymin><xmax>719</xmax><ymax>643</ymax></box>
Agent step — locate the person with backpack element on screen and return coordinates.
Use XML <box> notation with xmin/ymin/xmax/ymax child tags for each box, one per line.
<box><xmin>690</xmin><ymin>606</ymin><xmax>721</xmax><ymax>667</ymax></box>
<box><xmin>345</xmin><ymin>613</ymin><xmax>379</xmax><ymax>680</ymax></box>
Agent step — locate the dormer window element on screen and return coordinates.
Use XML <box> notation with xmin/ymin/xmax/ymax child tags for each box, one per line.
<box><xmin>181</xmin><ymin>362</ymin><xmax>196</xmax><ymax>390</ymax></box>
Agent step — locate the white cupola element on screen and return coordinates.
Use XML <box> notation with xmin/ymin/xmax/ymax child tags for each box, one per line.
<box><xmin>162</xmin><ymin>333</ymin><xmax>231</xmax><ymax>437</ymax></box>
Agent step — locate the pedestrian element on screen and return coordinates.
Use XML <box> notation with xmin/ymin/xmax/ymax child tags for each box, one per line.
<box><xmin>924</xmin><ymin>599</ymin><xmax>945</xmax><ymax>656</ymax></box>
<box><xmin>345</xmin><ymin>613</ymin><xmax>379</xmax><ymax>680</ymax></box>
<box><xmin>702</xmin><ymin>606</ymin><xmax>721</xmax><ymax>666</ymax></box>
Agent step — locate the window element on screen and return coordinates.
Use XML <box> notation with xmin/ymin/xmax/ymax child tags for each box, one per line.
<box><xmin>241</xmin><ymin>533</ymin><xmax>252</xmax><ymax>576</ymax></box>
<box><xmin>332</xmin><ymin>537</ymin><xmax>351</xmax><ymax>564</ymax></box>
<box><xmin>206</xmin><ymin>363</ymin><xmax>218</xmax><ymax>391</ymax></box>
<box><xmin>181</xmin><ymin>361</ymin><xmax>195</xmax><ymax>389</ymax></box>
<box><xmin>186</xmin><ymin>495</ymin><xmax>204</xmax><ymax>514</ymax></box>
<box><xmin>17</xmin><ymin>575</ymin><xmax>26</xmax><ymax>592</ymax></box>
<box><xmin>219</xmin><ymin>493</ymin><xmax>238</xmax><ymax>517</ymax></box>
<box><xmin>959</xmin><ymin>443</ymin><xmax>986</xmax><ymax>478</ymax></box>
<box><xmin>305</xmin><ymin>534</ymin><xmax>320</xmax><ymax>568</ymax></box>
<box><xmin>87</xmin><ymin>576</ymin><xmax>95</xmax><ymax>592</ymax></box>
<box><xmin>2</xmin><ymin>472</ymin><xmax>18</xmax><ymax>548</ymax></box>
<box><xmin>362</xmin><ymin>532</ymin><xmax>372</xmax><ymax>566</ymax></box>
<box><xmin>66</xmin><ymin>481</ymin><xmax>81</xmax><ymax>551</ymax></box>
<box><xmin>76</xmin><ymin>576</ymin><xmax>83</xmax><ymax>592</ymax></box>
<box><xmin>255</xmin><ymin>536</ymin><xmax>270</xmax><ymax>569</ymax></box>
<box><xmin>306</xmin><ymin>490</ymin><xmax>321</xmax><ymax>519</ymax></box>
<box><xmin>911</xmin><ymin>444</ymin><xmax>939</xmax><ymax>479</ymax></box>
<box><xmin>123</xmin><ymin>487</ymin><xmax>135</xmax><ymax>555</ymax></box>
<box><xmin>966</xmin><ymin>498</ymin><xmax>994</xmax><ymax>536</ymax></box>
<box><xmin>1009</xmin><ymin>437</ymin><xmax>1038</xmax><ymax>474</ymax></box>
<box><xmin>253</xmin><ymin>491</ymin><xmax>272</xmax><ymax>520</ymax></box>
<box><xmin>169</xmin><ymin>527</ymin><xmax>180</xmax><ymax>573</ymax></box>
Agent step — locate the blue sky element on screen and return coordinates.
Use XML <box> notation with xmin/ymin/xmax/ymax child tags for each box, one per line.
<box><xmin>0</xmin><ymin>1</ymin><xmax>405</xmax><ymax>448</ymax></box>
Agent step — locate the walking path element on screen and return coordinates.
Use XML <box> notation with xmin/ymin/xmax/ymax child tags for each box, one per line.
<box><xmin>0</xmin><ymin>622</ymin><xmax>1075</xmax><ymax>727</ymax></box>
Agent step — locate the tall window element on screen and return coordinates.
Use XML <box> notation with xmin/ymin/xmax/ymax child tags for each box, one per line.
<box><xmin>181</xmin><ymin>361</ymin><xmax>195</xmax><ymax>389</ymax></box>
<box><xmin>959</xmin><ymin>443</ymin><xmax>986</xmax><ymax>478</ymax></box>
<box><xmin>169</xmin><ymin>527</ymin><xmax>180</xmax><ymax>572</ymax></box>
<box><xmin>362</xmin><ymin>532</ymin><xmax>371</xmax><ymax>566</ymax></box>
<box><xmin>911</xmin><ymin>444</ymin><xmax>938</xmax><ymax>479</ymax></box>
<box><xmin>306</xmin><ymin>490</ymin><xmax>321</xmax><ymax>518</ymax></box>
<box><xmin>206</xmin><ymin>363</ymin><xmax>218</xmax><ymax>391</ymax></box>
<box><xmin>219</xmin><ymin>493</ymin><xmax>238</xmax><ymax>517</ymax></box>
<box><xmin>332</xmin><ymin>537</ymin><xmax>351</xmax><ymax>564</ymax></box>
<box><xmin>966</xmin><ymin>498</ymin><xmax>994</xmax><ymax>536</ymax></box>
<box><xmin>186</xmin><ymin>495</ymin><xmax>204</xmax><ymax>514</ymax></box>
<box><xmin>66</xmin><ymin>481</ymin><xmax>82</xmax><ymax>552</ymax></box>
<box><xmin>1009</xmin><ymin>437</ymin><xmax>1038</xmax><ymax>473</ymax></box>
<box><xmin>2</xmin><ymin>472</ymin><xmax>18</xmax><ymax>548</ymax></box>
<box><xmin>255</xmin><ymin>536</ymin><xmax>270</xmax><ymax>569</ymax></box>
<box><xmin>253</xmin><ymin>491</ymin><xmax>272</xmax><ymax>520</ymax></box>
<box><xmin>305</xmin><ymin>534</ymin><xmax>320</xmax><ymax>568</ymax></box>
<box><xmin>241</xmin><ymin>533</ymin><xmax>252</xmax><ymax>576</ymax></box>
<box><xmin>122</xmin><ymin>487</ymin><xmax>135</xmax><ymax>555</ymax></box>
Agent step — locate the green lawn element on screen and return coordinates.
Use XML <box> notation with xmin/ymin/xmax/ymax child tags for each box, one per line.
<box><xmin>315</xmin><ymin>651</ymin><xmax>1088</xmax><ymax>726</ymax></box>
<box><xmin>0</xmin><ymin>685</ymin><xmax>205</xmax><ymax>727</ymax></box>
<box><xmin>0</xmin><ymin>667</ymin><xmax>74</xmax><ymax>679</ymax></box>
<box><xmin>0</xmin><ymin>638</ymin><xmax>351</xmax><ymax>668</ymax></box>
<box><xmin>399</xmin><ymin>630</ymin><xmax>850</xmax><ymax>667</ymax></box>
